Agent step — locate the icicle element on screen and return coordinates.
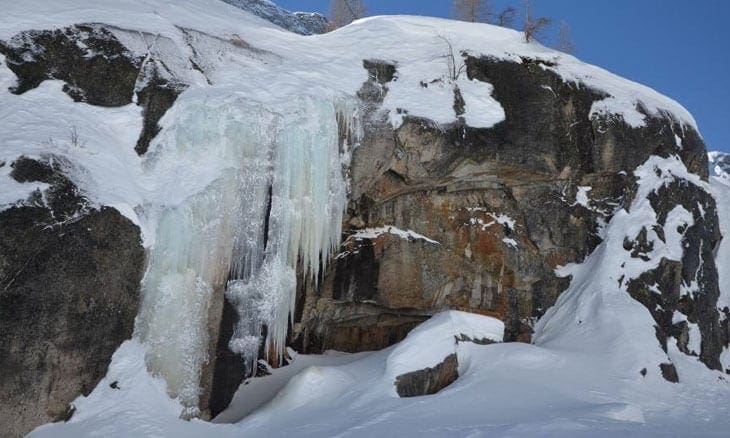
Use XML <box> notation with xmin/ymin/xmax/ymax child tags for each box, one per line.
<box><xmin>135</xmin><ymin>94</ymin><xmax>358</xmax><ymax>414</ymax></box>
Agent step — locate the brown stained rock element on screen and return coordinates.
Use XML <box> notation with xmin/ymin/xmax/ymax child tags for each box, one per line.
<box><xmin>292</xmin><ymin>55</ymin><xmax>719</xmax><ymax>365</ymax></box>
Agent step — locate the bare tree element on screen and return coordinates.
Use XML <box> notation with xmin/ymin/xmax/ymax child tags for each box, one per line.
<box><xmin>436</xmin><ymin>34</ymin><xmax>467</xmax><ymax>81</ymax></box>
<box><xmin>329</xmin><ymin>0</ymin><xmax>366</xmax><ymax>30</ymax></box>
<box><xmin>452</xmin><ymin>0</ymin><xmax>493</xmax><ymax>23</ymax></box>
<box><xmin>496</xmin><ymin>7</ymin><xmax>516</xmax><ymax>27</ymax></box>
<box><xmin>557</xmin><ymin>20</ymin><xmax>575</xmax><ymax>54</ymax></box>
<box><xmin>522</xmin><ymin>0</ymin><xmax>551</xmax><ymax>42</ymax></box>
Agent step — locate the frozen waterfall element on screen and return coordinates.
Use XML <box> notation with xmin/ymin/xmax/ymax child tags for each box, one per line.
<box><xmin>134</xmin><ymin>93</ymin><xmax>357</xmax><ymax>415</ymax></box>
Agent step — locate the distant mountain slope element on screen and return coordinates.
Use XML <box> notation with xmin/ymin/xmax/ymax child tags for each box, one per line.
<box><xmin>223</xmin><ymin>0</ymin><xmax>327</xmax><ymax>35</ymax></box>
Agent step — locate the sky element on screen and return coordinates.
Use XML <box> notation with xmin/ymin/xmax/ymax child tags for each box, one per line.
<box><xmin>275</xmin><ymin>0</ymin><xmax>729</xmax><ymax>153</ymax></box>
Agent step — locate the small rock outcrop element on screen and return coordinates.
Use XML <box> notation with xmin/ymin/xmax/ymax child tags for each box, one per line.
<box><xmin>0</xmin><ymin>25</ymin><xmax>185</xmax><ymax>155</ymax></box>
<box><xmin>395</xmin><ymin>353</ymin><xmax>459</xmax><ymax>397</ymax></box>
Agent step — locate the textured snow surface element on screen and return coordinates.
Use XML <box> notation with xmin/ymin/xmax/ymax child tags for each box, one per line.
<box><xmin>30</xmin><ymin>311</ymin><xmax>730</xmax><ymax>438</ymax></box>
<box><xmin>710</xmin><ymin>165</ymin><xmax>730</xmax><ymax>375</ymax></box>
<box><xmin>385</xmin><ymin>311</ymin><xmax>503</xmax><ymax>379</ymax></box>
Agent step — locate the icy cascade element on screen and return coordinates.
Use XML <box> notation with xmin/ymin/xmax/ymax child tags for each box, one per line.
<box><xmin>135</xmin><ymin>94</ymin><xmax>353</xmax><ymax>414</ymax></box>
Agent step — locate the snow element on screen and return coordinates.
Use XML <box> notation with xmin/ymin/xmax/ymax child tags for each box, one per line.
<box><xmin>0</xmin><ymin>76</ymin><xmax>146</xmax><ymax>227</ymax></box>
<box><xmin>349</xmin><ymin>226</ymin><xmax>440</xmax><ymax>244</ymax></box>
<box><xmin>0</xmin><ymin>1</ymin><xmax>699</xmax><ymax>133</ymax></box>
<box><xmin>709</xmin><ymin>150</ymin><xmax>730</xmax><ymax>183</ymax></box>
<box><xmin>385</xmin><ymin>310</ymin><xmax>504</xmax><ymax>380</ymax></box>
<box><xmin>31</xmin><ymin>312</ymin><xmax>730</xmax><ymax>438</ymax></box>
<box><xmin>214</xmin><ymin>348</ymin><xmax>373</xmax><ymax>423</ymax></box>
<box><xmin>502</xmin><ymin>237</ymin><xmax>518</xmax><ymax>248</ymax></box>
<box><xmin>221</xmin><ymin>0</ymin><xmax>327</xmax><ymax>35</ymax></box>
<box><xmin>710</xmin><ymin>165</ymin><xmax>730</xmax><ymax>310</ymax></box>
<box><xmin>575</xmin><ymin>185</ymin><xmax>592</xmax><ymax>207</ymax></box>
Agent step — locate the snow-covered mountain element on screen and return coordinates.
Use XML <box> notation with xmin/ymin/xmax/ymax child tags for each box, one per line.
<box><xmin>0</xmin><ymin>1</ymin><xmax>729</xmax><ymax>437</ymax></box>
<box><xmin>222</xmin><ymin>0</ymin><xmax>328</xmax><ymax>35</ymax></box>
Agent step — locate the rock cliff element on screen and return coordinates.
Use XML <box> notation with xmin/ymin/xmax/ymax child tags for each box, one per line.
<box><xmin>0</xmin><ymin>3</ymin><xmax>727</xmax><ymax>436</ymax></box>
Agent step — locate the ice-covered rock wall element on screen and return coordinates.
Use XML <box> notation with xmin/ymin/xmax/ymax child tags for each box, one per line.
<box><xmin>135</xmin><ymin>94</ymin><xmax>352</xmax><ymax>415</ymax></box>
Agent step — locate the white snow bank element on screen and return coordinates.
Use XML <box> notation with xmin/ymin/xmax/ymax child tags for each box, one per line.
<box><xmin>28</xmin><ymin>340</ymin><xmax>188</xmax><ymax>438</ymax></box>
<box><xmin>30</xmin><ymin>308</ymin><xmax>730</xmax><ymax>438</ymax></box>
<box><xmin>214</xmin><ymin>348</ymin><xmax>372</xmax><ymax>423</ymax></box>
<box><xmin>385</xmin><ymin>310</ymin><xmax>504</xmax><ymax>379</ymax></box>
<box><xmin>0</xmin><ymin>73</ymin><xmax>145</xmax><ymax>228</ymax></box>
<box><xmin>0</xmin><ymin>1</ymin><xmax>698</xmax><ymax>133</ymax></box>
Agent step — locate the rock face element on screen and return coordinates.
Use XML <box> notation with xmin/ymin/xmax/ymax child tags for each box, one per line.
<box><xmin>395</xmin><ymin>353</ymin><xmax>459</xmax><ymax>397</ymax></box>
<box><xmin>291</xmin><ymin>56</ymin><xmax>724</xmax><ymax>377</ymax></box>
<box><xmin>0</xmin><ymin>157</ymin><xmax>144</xmax><ymax>438</ymax></box>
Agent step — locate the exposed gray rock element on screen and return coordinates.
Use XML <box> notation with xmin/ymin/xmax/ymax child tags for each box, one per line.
<box><xmin>0</xmin><ymin>25</ymin><xmax>141</xmax><ymax>106</ymax></box>
<box><xmin>395</xmin><ymin>353</ymin><xmax>459</xmax><ymax>398</ymax></box>
<box><xmin>0</xmin><ymin>157</ymin><xmax>144</xmax><ymax>438</ymax></box>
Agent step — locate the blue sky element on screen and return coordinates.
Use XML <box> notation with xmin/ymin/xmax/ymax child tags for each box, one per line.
<box><xmin>276</xmin><ymin>0</ymin><xmax>729</xmax><ymax>152</ymax></box>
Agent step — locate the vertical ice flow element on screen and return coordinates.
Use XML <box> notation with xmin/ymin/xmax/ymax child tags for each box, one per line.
<box><xmin>135</xmin><ymin>95</ymin><xmax>355</xmax><ymax>415</ymax></box>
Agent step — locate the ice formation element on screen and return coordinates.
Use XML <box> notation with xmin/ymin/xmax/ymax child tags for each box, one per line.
<box><xmin>134</xmin><ymin>94</ymin><xmax>356</xmax><ymax>414</ymax></box>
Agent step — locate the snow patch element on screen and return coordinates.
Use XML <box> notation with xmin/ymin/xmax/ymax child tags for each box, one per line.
<box><xmin>349</xmin><ymin>226</ymin><xmax>439</xmax><ymax>244</ymax></box>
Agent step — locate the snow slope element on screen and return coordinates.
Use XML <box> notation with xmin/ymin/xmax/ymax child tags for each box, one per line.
<box><xmin>30</xmin><ymin>310</ymin><xmax>730</xmax><ymax>437</ymax></box>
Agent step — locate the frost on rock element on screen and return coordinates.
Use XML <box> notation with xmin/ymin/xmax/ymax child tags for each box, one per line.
<box><xmin>135</xmin><ymin>94</ymin><xmax>352</xmax><ymax>414</ymax></box>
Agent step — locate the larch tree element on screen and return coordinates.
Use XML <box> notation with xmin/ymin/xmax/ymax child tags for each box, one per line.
<box><xmin>329</xmin><ymin>0</ymin><xmax>366</xmax><ymax>30</ymax></box>
<box><xmin>522</xmin><ymin>0</ymin><xmax>551</xmax><ymax>42</ymax></box>
<box><xmin>557</xmin><ymin>20</ymin><xmax>575</xmax><ymax>54</ymax></box>
<box><xmin>496</xmin><ymin>7</ymin><xmax>516</xmax><ymax>27</ymax></box>
<box><xmin>452</xmin><ymin>0</ymin><xmax>493</xmax><ymax>24</ymax></box>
